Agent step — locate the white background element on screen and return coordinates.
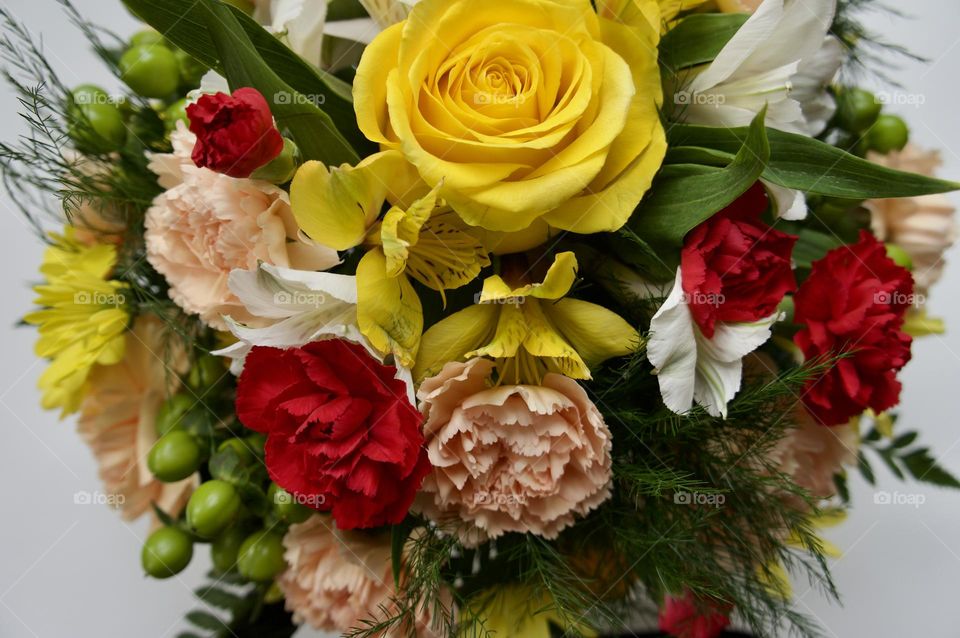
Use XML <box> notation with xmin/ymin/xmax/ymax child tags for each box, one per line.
<box><xmin>0</xmin><ymin>1</ymin><xmax>959</xmax><ymax>637</ymax></box>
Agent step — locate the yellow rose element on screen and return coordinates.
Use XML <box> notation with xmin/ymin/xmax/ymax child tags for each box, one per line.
<box><xmin>353</xmin><ymin>0</ymin><xmax>667</xmax><ymax>240</ymax></box>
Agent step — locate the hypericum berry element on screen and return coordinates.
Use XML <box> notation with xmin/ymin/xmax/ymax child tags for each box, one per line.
<box><xmin>142</xmin><ymin>526</ymin><xmax>193</xmax><ymax>579</ymax></box>
<box><xmin>67</xmin><ymin>85</ymin><xmax>126</xmax><ymax>154</ymax></box>
<box><xmin>119</xmin><ymin>44</ymin><xmax>180</xmax><ymax>98</ymax></box>
<box><xmin>162</xmin><ymin>98</ymin><xmax>189</xmax><ymax>134</ymax></box>
<box><xmin>268</xmin><ymin>483</ymin><xmax>313</xmax><ymax>524</ymax></box>
<box><xmin>188</xmin><ymin>354</ymin><xmax>227</xmax><ymax>391</ymax></box>
<box><xmin>210</xmin><ymin>526</ymin><xmax>248</xmax><ymax>573</ymax></box>
<box><xmin>237</xmin><ymin>530</ymin><xmax>286</xmax><ymax>582</ymax></box>
<box><xmin>147</xmin><ymin>431</ymin><xmax>202</xmax><ymax>482</ymax></box>
<box><xmin>129</xmin><ymin>29</ymin><xmax>166</xmax><ymax>48</ymax></box>
<box><xmin>835</xmin><ymin>88</ymin><xmax>881</xmax><ymax>133</ymax></box>
<box><xmin>869</xmin><ymin>114</ymin><xmax>910</xmax><ymax>154</ymax></box>
<box><xmin>216</xmin><ymin>438</ymin><xmax>256</xmax><ymax>466</ymax></box>
<box><xmin>155</xmin><ymin>393</ymin><xmax>195</xmax><ymax>436</ymax></box>
<box><xmin>186</xmin><ymin>480</ymin><xmax>242</xmax><ymax>539</ymax></box>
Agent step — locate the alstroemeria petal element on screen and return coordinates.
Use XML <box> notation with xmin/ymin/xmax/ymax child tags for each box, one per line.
<box><xmin>291</xmin><ymin>150</ymin><xmax>417</xmax><ymax>251</ymax></box>
<box><xmin>480</xmin><ymin>251</ymin><xmax>578</xmax><ymax>302</ymax></box>
<box><xmin>544</xmin><ymin>298</ymin><xmax>640</xmax><ymax>369</ymax></box>
<box><xmin>356</xmin><ymin>248</ymin><xmax>422</xmax><ymax>367</ymax></box>
<box><xmin>414</xmin><ymin>304</ymin><xmax>499</xmax><ymax>381</ymax></box>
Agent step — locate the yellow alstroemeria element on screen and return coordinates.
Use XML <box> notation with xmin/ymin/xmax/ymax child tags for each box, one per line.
<box><xmin>460</xmin><ymin>585</ymin><xmax>596</xmax><ymax>638</ymax></box>
<box><xmin>903</xmin><ymin>307</ymin><xmax>946</xmax><ymax>337</ymax></box>
<box><xmin>23</xmin><ymin>228</ymin><xmax>130</xmax><ymax>416</ymax></box>
<box><xmin>414</xmin><ymin>251</ymin><xmax>639</xmax><ymax>383</ymax></box>
<box><xmin>290</xmin><ymin>151</ymin><xmax>490</xmax><ymax>367</ymax></box>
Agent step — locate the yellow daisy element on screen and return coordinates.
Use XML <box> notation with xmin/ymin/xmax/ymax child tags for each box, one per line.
<box><xmin>24</xmin><ymin>228</ymin><xmax>130</xmax><ymax>416</ymax></box>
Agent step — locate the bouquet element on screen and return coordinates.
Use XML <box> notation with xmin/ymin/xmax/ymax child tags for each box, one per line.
<box><xmin>3</xmin><ymin>0</ymin><xmax>959</xmax><ymax>636</ymax></box>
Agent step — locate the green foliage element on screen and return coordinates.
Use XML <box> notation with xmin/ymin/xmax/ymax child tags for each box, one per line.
<box><xmin>196</xmin><ymin>0</ymin><xmax>360</xmax><ymax>165</ymax></box>
<box><xmin>629</xmin><ymin>108</ymin><xmax>769</xmax><ymax>250</ymax></box>
<box><xmin>668</xmin><ymin>122</ymin><xmax>960</xmax><ymax>199</ymax></box>
<box><xmin>120</xmin><ymin>0</ymin><xmax>369</xmax><ymax>154</ymax></box>
<box><xmin>860</xmin><ymin>426</ymin><xmax>960</xmax><ymax>489</ymax></box>
<box><xmin>659</xmin><ymin>13</ymin><xmax>749</xmax><ymax>72</ymax></box>
<box><xmin>178</xmin><ymin>575</ymin><xmax>297</xmax><ymax>638</ymax></box>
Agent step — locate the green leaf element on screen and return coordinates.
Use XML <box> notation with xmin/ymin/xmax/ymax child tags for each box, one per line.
<box><xmin>892</xmin><ymin>431</ymin><xmax>919</xmax><ymax>449</ymax></box>
<box><xmin>876</xmin><ymin>449</ymin><xmax>906</xmax><ymax>481</ymax></box>
<box><xmin>197</xmin><ymin>1</ymin><xmax>359</xmax><ymax>165</ymax></box>
<box><xmin>791</xmin><ymin>228</ymin><xmax>843</xmax><ymax>269</ymax></box>
<box><xmin>195</xmin><ymin>586</ymin><xmax>244</xmax><ymax>611</ymax></box>
<box><xmin>185</xmin><ymin>610</ymin><xmax>228</xmax><ymax>632</ymax></box>
<box><xmin>121</xmin><ymin>0</ymin><xmax>369</xmax><ymax>156</ymax></box>
<box><xmin>901</xmin><ymin>448</ymin><xmax>960</xmax><ymax>488</ymax></box>
<box><xmin>659</xmin><ymin>13</ymin><xmax>749</xmax><ymax>73</ymax></box>
<box><xmin>390</xmin><ymin>519</ymin><xmax>415</xmax><ymax>589</ymax></box>
<box><xmin>858</xmin><ymin>451</ymin><xmax>876</xmax><ymax>485</ymax></box>
<box><xmin>669</xmin><ymin>124</ymin><xmax>960</xmax><ymax>199</ymax></box>
<box><xmin>629</xmin><ymin>108</ymin><xmax>769</xmax><ymax>247</ymax></box>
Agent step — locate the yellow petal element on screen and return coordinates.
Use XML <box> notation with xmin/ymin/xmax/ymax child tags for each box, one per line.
<box><xmin>759</xmin><ymin>560</ymin><xmax>793</xmax><ymax>600</ymax></box>
<box><xmin>518</xmin><ymin>299</ymin><xmax>590</xmax><ymax>379</ymax></box>
<box><xmin>461</xmin><ymin>585</ymin><xmax>596</xmax><ymax>638</ymax></box>
<box><xmin>380</xmin><ymin>182</ymin><xmax>442</xmax><ymax>277</ymax></box>
<box><xmin>290</xmin><ymin>151</ymin><xmax>417</xmax><ymax>251</ymax></box>
<box><xmin>543</xmin><ymin>298</ymin><xmax>640</xmax><ymax>368</ymax></box>
<box><xmin>356</xmin><ymin>249</ymin><xmax>423</xmax><ymax>367</ymax></box>
<box><xmin>480</xmin><ymin>251</ymin><xmax>578</xmax><ymax>302</ymax></box>
<box><xmin>467</xmin><ymin>303</ymin><xmax>527</xmax><ymax>361</ymax></box>
<box><xmin>353</xmin><ymin>21</ymin><xmax>403</xmax><ymax>145</ymax></box>
<box><xmin>415</xmin><ymin>304</ymin><xmax>499</xmax><ymax>381</ymax></box>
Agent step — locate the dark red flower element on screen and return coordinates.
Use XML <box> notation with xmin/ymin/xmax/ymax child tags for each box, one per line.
<box><xmin>794</xmin><ymin>231</ymin><xmax>914</xmax><ymax>426</ymax></box>
<box><xmin>659</xmin><ymin>591</ymin><xmax>731</xmax><ymax>638</ymax></box>
<box><xmin>236</xmin><ymin>340</ymin><xmax>430</xmax><ymax>530</ymax></box>
<box><xmin>681</xmin><ymin>184</ymin><xmax>798</xmax><ymax>338</ymax></box>
<box><xmin>186</xmin><ymin>87</ymin><xmax>284</xmax><ymax>178</ymax></box>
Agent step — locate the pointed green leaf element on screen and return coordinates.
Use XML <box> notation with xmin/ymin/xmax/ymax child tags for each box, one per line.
<box><xmin>659</xmin><ymin>13</ymin><xmax>749</xmax><ymax>72</ymax></box>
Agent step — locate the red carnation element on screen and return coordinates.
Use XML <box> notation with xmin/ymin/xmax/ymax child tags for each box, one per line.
<box><xmin>681</xmin><ymin>184</ymin><xmax>798</xmax><ymax>338</ymax></box>
<box><xmin>659</xmin><ymin>591</ymin><xmax>731</xmax><ymax>638</ymax></box>
<box><xmin>794</xmin><ymin>231</ymin><xmax>914</xmax><ymax>426</ymax></box>
<box><xmin>186</xmin><ymin>87</ymin><xmax>284</xmax><ymax>178</ymax></box>
<box><xmin>236</xmin><ymin>340</ymin><xmax>430</xmax><ymax>530</ymax></box>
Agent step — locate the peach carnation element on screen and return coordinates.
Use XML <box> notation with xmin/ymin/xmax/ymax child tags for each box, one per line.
<box><xmin>279</xmin><ymin>515</ymin><xmax>443</xmax><ymax>636</ymax></box>
<box><xmin>145</xmin><ymin>123</ymin><xmax>338</xmax><ymax>330</ymax></box>
<box><xmin>77</xmin><ymin>315</ymin><xmax>196</xmax><ymax>521</ymax></box>
<box><xmin>771</xmin><ymin>409</ymin><xmax>857</xmax><ymax>501</ymax></box>
<box><xmin>867</xmin><ymin>144</ymin><xmax>957</xmax><ymax>293</ymax></box>
<box><xmin>416</xmin><ymin>358</ymin><xmax>612</xmax><ymax>543</ymax></box>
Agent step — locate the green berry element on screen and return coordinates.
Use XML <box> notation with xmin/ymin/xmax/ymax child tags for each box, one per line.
<box><xmin>237</xmin><ymin>530</ymin><xmax>286</xmax><ymax>582</ymax></box>
<box><xmin>130</xmin><ymin>29</ymin><xmax>166</xmax><ymax>48</ymax></box>
<box><xmin>68</xmin><ymin>101</ymin><xmax>127</xmax><ymax>154</ymax></box>
<box><xmin>162</xmin><ymin>98</ymin><xmax>190</xmax><ymax>134</ymax></box>
<box><xmin>210</xmin><ymin>526</ymin><xmax>247</xmax><ymax>573</ymax></box>
<box><xmin>835</xmin><ymin>88</ymin><xmax>881</xmax><ymax>133</ymax></box>
<box><xmin>869</xmin><ymin>114</ymin><xmax>909</xmax><ymax>154</ymax></box>
<box><xmin>245</xmin><ymin>433</ymin><xmax>267</xmax><ymax>457</ymax></box>
<box><xmin>147</xmin><ymin>431</ymin><xmax>202</xmax><ymax>482</ymax></box>
<box><xmin>268</xmin><ymin>483</ymin><xmax>313</xmax><ymax>524</ymax></box>
<box><xmin>142</xmin><ymin>526</ymin><xmax>193</xmax><ymax>578</ymax></box>
<box><xmin>119</xmin><ymin>44</ymin><xmax>181</xmax><ymax>98</ymax></box>
<box><xmin>216</xmin><ymin>438</ymin><xmax>256</xmax><ymax>466</ymax></box>
<box><xmin>188</xmin><ymin>354</ymin><xmax>227</xmax><ymax>391</ymax></box>
<box><xmin>175</xmin><ymin>49</ymin><xmax>208</xmax><ymax>88</ymax></box>
<box><xmin>885</xmin><ymin>243</ymin><xmax>914</xmax><ymax>270</ymax></box>
<box><xmin>70</xmin><ymin>84</ymin><xmax>109</xmax><ymax>107</ymax></box>
<box><xmin>155</xmin><ymin>393</ymin><xmax>195</xmax><ymax>436</ymax></box>
<box><xmin>187</xmin><ymin>480</ymin><xmax>242</xmax><ymax>538</ymax></box>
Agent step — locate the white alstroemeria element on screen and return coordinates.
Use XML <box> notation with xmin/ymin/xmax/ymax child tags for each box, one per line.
<box><xmin>763</xmin><ymin>179</ymin><xmax>807</xmax><ymax>220</ymax></box>
<box><xmin>647</xmin><ymin>270</ymin><xmax>782</xmax><ymax>418</ymax></box>
<box><xmin>358</xmin><ymin>0</ymin><xmax>417</xmax><ymax>29</ymax></box>
<box><xmin>214</xmin><ymin>263</ymin><xmax>363</xmax><ymax>370</ymax></box>
<box><xmin>681</xmin><ymin>0</ymin><xmax>842</xmax><ymax>135</ymax></box>
<box><xmin>215</xmin><ymin>263</ymin><xmax>417</xmax><ymax>402</ymax></box>
<box><xmin>254</xmin><ymin>0</ymin><xmax>328</xmax><ymax>67</ymax></box>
